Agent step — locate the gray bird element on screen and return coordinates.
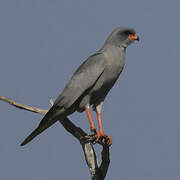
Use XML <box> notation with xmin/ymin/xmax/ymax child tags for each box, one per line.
<box><xmin>21</xmin><ymin>27</ymin><xmax>139</xmax><ymax>146</ymax></box>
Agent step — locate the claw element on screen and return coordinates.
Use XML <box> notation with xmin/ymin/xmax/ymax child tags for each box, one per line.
<box><xmin>80</xmin><ymin>135</ymin><xmax>95</xmax><ymax>143</ymax></box>
<box><xmin>96</xmin><ymin>133</ymin><xmax>112</xmax><ymax>146</ymax></box>
<box><xmin>80</xmin><ymin>128</ymin><xmax>98</xmax><ymax>143</ymax></box>
<box><xmin>81</xmin><ymin>129</ymin><xmax>112</xmax><ymax>146</ymax></box>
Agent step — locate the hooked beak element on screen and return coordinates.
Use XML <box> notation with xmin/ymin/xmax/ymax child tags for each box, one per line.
<box><xmin>128</xmin><ymin>34</ymin><xmax>139</xmax><ymax>41</ymax></box>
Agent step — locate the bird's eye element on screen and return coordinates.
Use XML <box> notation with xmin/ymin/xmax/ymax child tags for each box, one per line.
<box><xmin>123</xmin><ymin>30</ymin><xmax>133</xmax><ymax>36</ymax></box>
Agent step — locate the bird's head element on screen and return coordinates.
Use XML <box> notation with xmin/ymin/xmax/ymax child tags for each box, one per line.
<box><xmin>105</xmin><ymin>27</ymin><xmax>139</xmax><ymax>48</ymax></box>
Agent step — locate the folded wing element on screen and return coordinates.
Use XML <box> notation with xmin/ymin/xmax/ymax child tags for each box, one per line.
<box><xmin>21</xmin><ymin>52</ymin><xmax>106</xmax><ymax>146</ymax></box>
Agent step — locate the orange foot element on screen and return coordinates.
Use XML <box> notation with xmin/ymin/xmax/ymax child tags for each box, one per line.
<box><xmin>96</xmin><ymin>133</ymin><xmax>112</xmax><ymax>146</ymax></box>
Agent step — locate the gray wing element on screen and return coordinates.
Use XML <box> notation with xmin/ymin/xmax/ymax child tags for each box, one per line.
<box><xmin>54</xmin><ymin>52</ymin><xmax>106</xmax><ymax>109</ymax></box>
<box><xmin>20</xmin><ymin>52</ymin><xmax>106</xmax><ymax>146</ymax></box>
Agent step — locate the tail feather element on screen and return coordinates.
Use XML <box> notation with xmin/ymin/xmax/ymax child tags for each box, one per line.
<box><xmin>21</xmin><ymin>127</ymin><xmax>42</xmax><ymax>146</ymax></box>
<box><xmin>20</xmin><ymin>118</ymin><xmax>58</xmax><ymax>146</ymax></box>
<box><xmin>21</xmin><ymin>106</ymin><xmax>64</xmax><ymax>146</ymax></box>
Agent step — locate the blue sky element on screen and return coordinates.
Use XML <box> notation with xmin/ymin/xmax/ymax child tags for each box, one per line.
<box><xmin>0</xmin><ymin>0</ymin><xmax>180</xmax><ymax>179</ymax></box>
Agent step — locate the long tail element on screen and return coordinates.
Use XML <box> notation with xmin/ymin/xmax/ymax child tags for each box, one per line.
<box><xmin>21</xmin><ymin>106</ymin><xmax>64</xmax><ymax>146</ymax></box>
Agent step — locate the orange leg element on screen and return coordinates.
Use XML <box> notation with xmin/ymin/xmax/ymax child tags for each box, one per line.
<box><xmin>95</xmin><ymin>108</ymin><xmax>112</xmax><ymax>146</ymax></box>
<box><xmin>96</xmin><ymin>110</ymin><xmax>104</xmax><ymax>135</ymax></box>
<box><xmin>85</xmin><ymin>108</ymin><xmax>96</xmax><ymax>130</ymax></box>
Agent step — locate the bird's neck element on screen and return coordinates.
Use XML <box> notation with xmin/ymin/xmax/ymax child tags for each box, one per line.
<box><xmin>100</xmin><ymin>44</ymin><xmax>126</xmax><ymax>55</ymax></box>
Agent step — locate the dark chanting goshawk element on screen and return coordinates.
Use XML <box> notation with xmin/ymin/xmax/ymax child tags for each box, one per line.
<box><xmin>21</xmin><ymin>27</ymin><xmax>139</xmax><ymax>146</ymax></box>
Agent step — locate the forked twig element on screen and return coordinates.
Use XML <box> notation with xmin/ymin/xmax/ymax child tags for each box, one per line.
<box><xmin>0</xmin><ymin>94</ymin><xmax>110</xmax><ymax>180</ymax></box>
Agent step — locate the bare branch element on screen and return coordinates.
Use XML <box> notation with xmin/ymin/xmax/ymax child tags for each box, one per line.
<box><xmin>100</xmin><ymin>145</ymin><xmax>110</xmax><ymax>179</ymax></box>
<box><xmin>0</xmin><ymin>93</ymin><xmax>110</xmax><ymax>179</ymax></box>
<box><xmin>49</xmin><ymin>98</ymin><xmax>54</xmax><ymax>107</ymax></box>
<box><xmin>0</xmin><ymin>94</ymin><xmax>47</xmax><ymax>115</ymax></box>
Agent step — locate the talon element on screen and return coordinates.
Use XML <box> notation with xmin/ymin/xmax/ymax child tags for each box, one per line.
<box><xmin>81</xmin><ymin>128</ymin><xmax>98</xmax><ymax>143</ymax></box>
<box><xmin>81</xmin><ymin>134</ymin><xmax>96</xmax><ymax>143</ymax></box>
<box><xmin>80</xmin><ymin>135</ymin><xmax>90</xmax><ymax>142</ymax></box>
<box><xmin>96</xmin><ymin>133</ymin><xmax>112</xmax><ymax>146</ymax></box>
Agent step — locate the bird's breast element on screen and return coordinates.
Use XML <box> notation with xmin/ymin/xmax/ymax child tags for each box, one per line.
<box><xmin>90</xmin><ymin>47</ymin><xmax>125</xmax><ymax>99</ymax></box>
<box><xmin>103</xmin><ymin>46</ymin><xmax>125</xmax><ymax>77</ymax></box>
<box><xmin>78</xmin><ymin>46</ymin><xmax>126</xmax><ymax>110</ymax></box>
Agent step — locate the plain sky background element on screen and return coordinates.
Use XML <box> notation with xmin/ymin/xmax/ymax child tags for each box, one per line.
<box><xmin>0</xmin><ymin>0</ymin><xmax>180</xmax><ymax>179</ymax></box>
